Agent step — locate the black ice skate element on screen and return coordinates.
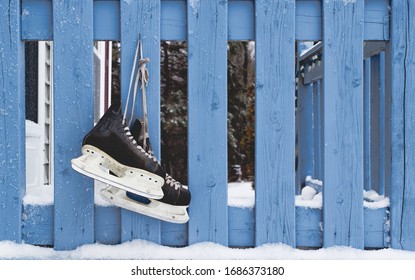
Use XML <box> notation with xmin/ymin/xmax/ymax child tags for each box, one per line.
<box><xmin>71</xmin><ymin>101</ymin><xmax>165</xmax><ymax>199</ymax></box>
<box><xmin>100</xmin><ymin>119</ymin><xmax>191</xmax><ymax>224</ymax></box>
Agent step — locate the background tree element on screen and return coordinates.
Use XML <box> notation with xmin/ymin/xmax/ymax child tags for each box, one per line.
<box><xmin>112</xmin><ymin>40</ymin><xmax>255</xmax><ymax>185</ymax></box>
<box><xmin>160</xmin><ymin>41</ymin><xmax>256</xmax><ymax>185</ymax></box>
<box><xmin>160</xmin><ymin>41</ymin><xmax>189</xmax><ymax>184</ymax></box>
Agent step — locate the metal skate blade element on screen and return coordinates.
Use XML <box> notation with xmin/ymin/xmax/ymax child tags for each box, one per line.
<box><xmin>71</xmin><ymin>150</ymin><xmax>164</xmax><ymax>199</ymax></box>
<box><xmin>100</xmin><ymin>186</ymin><xmax>189</xmax><ymax>224</ymax></box>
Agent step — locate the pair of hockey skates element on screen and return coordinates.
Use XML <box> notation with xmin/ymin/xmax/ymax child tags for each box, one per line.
<box><xmin>71</xmin><ymin>36</ymin><xmax>190</xmax><ymax>223</ymax></box>
<box><xmin>71</xmin><ymin>101</ymin><xmax>190</xmax><ymax>224</ymax></box>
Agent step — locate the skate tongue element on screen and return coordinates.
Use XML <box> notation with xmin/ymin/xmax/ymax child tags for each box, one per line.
<box><xmin>131</xmin><ymin>119</ymin><xmax>153</xmax><ymax>153</ymax></box>
<box><xmin>131</xmin><ymin>119</ymin><xmax>143</xmax><ymax>140</ymax></box>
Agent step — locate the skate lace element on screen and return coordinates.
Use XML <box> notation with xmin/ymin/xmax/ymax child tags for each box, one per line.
<box><xmin>142</xmin><ymin>139</ymin><xmax>184</xmax><ymax>190</ymax></box>
<box><xmin>121</xmin><ymin>35</ymin><xmax>184</xmax><ymax>190</ymax></box>
<box><xmin>123</xmin><ymin>126</ymin><xmax>158</xmax><ymax>163</ymax></box>
<box><xmin>165</xmin><ymin>174</ymin><xmax>183</xmax><ymax>190</ymax></box>
<box><xmin>122</xmin><ymin>33</ymin><xmax>152</xmax><ymax>154</ymax></box>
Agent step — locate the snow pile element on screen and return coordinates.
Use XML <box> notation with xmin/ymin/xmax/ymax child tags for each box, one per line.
<box><xmin>295</xmin><ymin>176</ymin><xmax>323</xmax><ymax>208</ymax></box>
<box><xmin>364</xmin><ymin>190</ymin><xmax>390</xmax><ymax>209</ymax></box>
<box><xmin>295</xmin><ymin>176</ymin><xmax>389</xmax><ymax>209</ymax></box>
<box><xmin>342</xmin><ymin>0</ymin><xmax>357</xmax><ymax>5</ymax></box>
<box><xmin>296</xmin><ymin>189</ymin><xmax>323</xmax><ymax>209</ymax></box>
<box><xmin>23</xmin><ymin>185</ymin><xmax>54</xmax><ymax>206</ymax></box>
<box><xmin>1</xmin><ymin>239</ymin><xmax>415</xmax><ymax>260</ymax></box>
<box><xmin>227</xmin><ymin>181</ymin><xmax>255</xmax><ymax>208</ymax></box>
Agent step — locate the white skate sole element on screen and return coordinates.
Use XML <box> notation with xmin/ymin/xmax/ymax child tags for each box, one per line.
<box><xmin>100</xmin><ymin>186</ymin><xmax>189</xmax><ymax>224</ymax></box>
<box><xmin>71</xmin><ymin>145</ymin><xmax>164</xmax><ymax>199</ymax></box>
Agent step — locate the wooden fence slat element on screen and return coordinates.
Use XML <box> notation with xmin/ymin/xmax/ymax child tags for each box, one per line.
<box><xmin>314</xmin><ymin>80</ymin><xmax>323</xmax><ymax>179</ymax></box>
<box><xmin>187</xmin><ymin>0</ymin><xmax>228</xmax><ymax>245</ymax></box>
<box><xmin>384</xmin><ymin>45</ymin><xmax>392</xmax><ymax>199</ymax></box>
<box><xmin>255</xmin><ymin>0</ymin><xmax>296</xmax><ymax>247</ymax></box>
<box><xmin>390</xmin><ymin>0</ymin><xmax>415</xmax><ymax>250</ymax></box>
<box><xmin>0</xmin><ymin>0</ymin><xmax>25</xmax><ymax>242</ymax></box>
<box><xmin>370</xmin><ymin>55</ymin><xmax>380</xmax><ymax>193</ymax></box>
<box><xmin>322</xmin><ymin>0</ymin><xmax>364</xmax><ymax>248</ymax></box>
<box><xmin>52</xmin><ymin>0</ymin><xmax>95</xmax><ymax>250</ymax></box>
<box><xmin>378</xmin><ymin>51</ymin><xmax>386</xmax><ymax>196</ymax></box>
<box><xmin>120</xmin><ymin>0</ymin><xmax>162</xmax><ymax>244</ymax></box>
<box><xmin>364</xmin><ymin>59</ymin><xmax>371</xmax><ymax>191</ymax></box>
<box><xmin>296</xmin><ymin>81</ymin><xmax>315</xmax><ymax>194</ymax></box>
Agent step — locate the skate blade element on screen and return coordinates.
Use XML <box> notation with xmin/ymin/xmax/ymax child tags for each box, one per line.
<box><xmin>71</xmin><ymin>145</ymin><xmax>164</xmax><ymax>199</ymax></box>
<box><xmin>101</xmin><ymin>186</ymin><xmax>189</xmax><ymax>224</ymax></box>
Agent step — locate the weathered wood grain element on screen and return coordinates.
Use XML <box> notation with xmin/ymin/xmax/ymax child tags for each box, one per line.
<box><xmin>255</xmin><ymin>0</ymin><xmax>296</xmax><ymax>247</ymax></box>
<box><xmin>187</xmin><ymin>0</ymin><xmax>228</xmax><ymax>245</ymax></box>
<box><xmin>322</xmin><ymin>0</ymin><xmax>364</xmax><ymax>248</ymax></box>
<box><xmin>120</xmin><ymin>0</ymin><xmax>162</xmax><ymax>244</ymax></box>
<box><xmin>0</xmin><ymin>0</ymin><xmax>25</xmax><ymax>243</ymax></box>
<box><xmin>52</xmin><ymin>0</ymin><xmax>95</xmax><ymax>250</ymax></box>
<box><xmin>390</xmin><ymin>0</ymin><xmax>415</xmax><ymax>251</ymax></box>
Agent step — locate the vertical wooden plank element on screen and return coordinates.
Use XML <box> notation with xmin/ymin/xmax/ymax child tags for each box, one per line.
<box><xmin>53</xmin><ymin>0</ymin><xmax>94</xmax><ymax>250</ymax></box>
<box><xmin>255</xmin><ymin>0</ymin><xmax>296</xmax><ymax>246</ymax></box>
<box><xmin>378</xmin><ymin>51</ymin><xmax>386</xmax><ymax>195</ymax></box>
<box><xmin>384</xmin><ymin>46</ymin><xmax>392</xmax><ymax>198</ymax></box>
<box><xmin>364</xmin><ymin>59</ymin><xmax>371</xmax><ymax>192</ymax></box>
<box><xmin>120</xmin><ymin>0</ymin><xmax>162</xmax><ymax>243</ymax></box>
<box><xmin>314</xmin><ymin>80</ymin><xmax>323</xmax><ymax>179</ymax></box>
<box><xmin>322</xmin><ymin>0</ymin><xmax>364</xmax><ymax>248</ymax></box>
<box><xmin>370</xmin><ymin>55</ymin><xmax>380</xmax><ymax>193</ymax></box>
<box><xmin>0</xmin><ymin>0</ymin><xmax>25</xmax><ymax>242</ymax></box>
<box><xmin>296</xmin><ymin>81</ymin><xmax>315</xmax><ymax>194</ymax></box>
<box><xmin>390</xmin><ymin>0</ymin><xmax>415</xmax><ymax>250</ymax></box>
<box><xmin>187</xmin><ymin>0</ymin><xmax>228</xmax><ymax>245</ymax></box>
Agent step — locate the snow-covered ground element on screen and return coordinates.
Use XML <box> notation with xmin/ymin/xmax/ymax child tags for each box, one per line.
<box><xmin>1</xmin><ymin>238</ymin><xmax>415</xmax><ymax>260</ymax></box>
<box><xmin>1</xmin><ymin>181</ymin><xmax>413</xmax><ymax>261</ymax></box>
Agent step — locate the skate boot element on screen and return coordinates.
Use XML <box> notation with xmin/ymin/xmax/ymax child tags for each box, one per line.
<box><xmin>71</xmin><ymin>101</ymin><xmax>165</xmax><ymax>199</ymax></box>
<box><xmin>100</xmin><ymin>119</ymin><xmax>191</xmax><ymax>224</ymax></box>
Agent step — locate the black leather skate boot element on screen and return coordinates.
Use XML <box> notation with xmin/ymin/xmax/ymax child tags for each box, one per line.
<box><xmin>128</xmin><ymin>119</ymin><xmax>191</xmax><ymax>207</ymax></box>
<box><xmin>99</xmin><ymin>119</ymin><xmax>191</xmax><ymax>223</ymax></box>
<box><xmin>71</xmin><ymin>101</ymin><xmax>165</xmax><ymax>199</ymax></box>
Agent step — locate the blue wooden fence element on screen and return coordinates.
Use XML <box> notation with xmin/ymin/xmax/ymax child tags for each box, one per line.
<box><xmin>1</xmin><ymin>0</ymin><xmax>415</xmax><ymax>252</ymax></box>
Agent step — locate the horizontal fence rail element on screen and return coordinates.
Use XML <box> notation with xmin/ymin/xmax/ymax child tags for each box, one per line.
<box><xmin>21</xmin><ymin>0</ymin><xmax>389</xmax><ymax>41</ymax></box>
<box><xmin>1</xmin><ymin>0</ymin><xmax>415</xmax><ymax>252</ymax></box>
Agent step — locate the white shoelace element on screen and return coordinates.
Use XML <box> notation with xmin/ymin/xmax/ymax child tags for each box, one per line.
<box><xmin>122</xmin><ymin>33</ymin><xmax>149</xmax><ymax>143</ymax></box>
<box><xmin>165</xmin><ymin>174</ymin><xmax>183</xmax><ymax>190</ymax></box>
<box><xmin>121</xmin><ymin>34</ymin><xmax>155</xmax><ymax>160</ymax></box>
<box><xmin>121</xmin><ymin>34</ymin><xmax>183</xmax><ymax>191</ymax></box>
<box><xmin>123</xmin><ymin>126</ymin><xmax>158</xmax><ymax>163</ymax></box>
